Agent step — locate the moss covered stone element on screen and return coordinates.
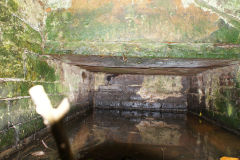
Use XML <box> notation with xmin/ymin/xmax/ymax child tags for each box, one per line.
<box><xmin>0</xmin><ymin>0</ymin><xmax>70</xmax><ymax>154</ymax></box>
<box><xmin>0</xmin><ymin>46</ymin><xmax>25</xmax><ymax>78</ymax></box>
<box><xmin>45</xmin><ymin>40</ymin><xmax>240</xmax><ymax>59</ymax></box>
<box><xmin>203</xmin><ymin>109</ymin><xmax>240</xmax><ymax>131</ymax></box>
<box><xmin>0</xmin><ymin>1</ymin><xmax>43</xmax><ymax>79</ymax></box>
<box><xmin>25</xmin><ymin>55</ymin><xmax>57</xmax><ymax>82</ymax></box>
<box><xmin>193</xmin><ymin>66</ymin><xmax>240</xmax><ymax>132</ymax></box>
<box><xmin>0</xmin><ymin>81</ymin><xmax>65</xmax><ymax>100</ymax></box>
<box><xmin>18</xmin><ymin>118</ymin><xmax>38</xmax><ymax>140</ymax></box>
<box><xmin>9</xmin><ymin>98</ymin><xmax>37</xmax><ymax>125</ymax></box>
<box><xmin>33</xmin><ymin>118</ymin><xmax>45</xmax><ymax>132</ymax></box>
<box><xmin>44</xmin><ymin>1</ymin><xmax>240</xmax><ymax>59</ymax></box>
<box><xmin>0</xmin><ymin>100</ymin><xmax>8</xmax><ymax>130</ymax></box>
<box><xmin>0</xmin><ymin>128</ymin><xmax>15</xmax><ymax>151</ymax></box>
<box><xmin>0</xmin><ymin>3</ymin><xmax>42</xmax><ymax>54</ymax></box>
<box><xmin>7</xmin><ymin>0</ymin><xmax>19</xmax><ymax>12</ymax></box>
<box><xmin>0</xmin><ymin>81</ymin><xmax>32</xmax><ymax>98</ymax></box>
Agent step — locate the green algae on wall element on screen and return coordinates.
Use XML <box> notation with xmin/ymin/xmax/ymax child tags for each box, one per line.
<box><xmin>45</xmin><ymin>0</ymin><xmax>219</xmax><ymax>43</ymax></box>
<box><xmin>46</xmin><ymin>41</ymin><xmax>240</xmax><ymax>59</ymax></box>
<box><xmin>0</xmin><ymin>100</ymin><xmax>8</xmax><ymax>130</ymax></box>
<box><xmin>0</xmin><ymin>0</ymin><xmax>69</xmax><ymax>154</ymax></box>
<box><xmin>25</xmin><ymin>55</ymin><xmax>57</xmax><ymax>81</ymax></box>
<box><xmin>0</xmin><ymin>1</ymin><xmax>42</xmax><ymax>53</ymax></box>
<box><xmin>0</xmin><ymin>47</ymin><xmax>24</xmax><ymax>78</ymax></box>
<box><xmin>44</xmin><ymin>0</ymin><xmax>240</xmax><ymax>58</ymax></box>
<box><xmin>0</xmin><ymin>81</ymin><xmax>64</xmax><ymax>99</ymax></box>
<box><xmin>9</xmin><ymin>98</ymin><xmax>36</xmax><ymax>125</ymax></box>
<box><xmin>194</xmin><ymin>66</ymin><xmax>240</xmax><ymax>132</ymax></box>
<box><xmin>0</xmin><ymin>0</ymin><xmax>43</xmax><ymax>78</ymax></box>
<box><xmin>0</xmin><ymin>128</ymin><xmax>16</xmax><ymax>151</ymax></box>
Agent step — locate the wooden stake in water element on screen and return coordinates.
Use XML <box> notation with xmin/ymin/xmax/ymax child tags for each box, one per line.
<box><xmin>29</xmin><ymin>85</ymin><xmax>74</xmax><ymax>160</ymax></box>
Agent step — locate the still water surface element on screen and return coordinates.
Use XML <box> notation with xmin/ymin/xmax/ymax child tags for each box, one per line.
<box><xmin>7</xmin><ymin>110</ymin><xmax>240</xmax><ymax>160</ymax></box>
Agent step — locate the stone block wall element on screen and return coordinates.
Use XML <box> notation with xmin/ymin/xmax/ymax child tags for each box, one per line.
<box><xmin>0</xmin><ymin>64</ymin><xmax>65</xmax><ymax>157</ymax></box>
<box><xmin>0</xmin><ymin>0</ymin><xmax>57</xmax><ymax>156</ymax></box>
<box><xmin>94</xmin><ymin>73</ymin><xmax>188</xmax><ymax>112</ymax></box>
<box><xmin>0</xmin><ymin>0</ymin><xmax>93</xmax><ymax>156</ymax></box>
<box><xmin>187</xmin><ymin>64</ymin><xmax>240</xmax><ymax>133</ymax></box>
<box><xmin>0</xmin><ymin>57</ymin><xmax>94</xmax><ymax>158</ymax></box>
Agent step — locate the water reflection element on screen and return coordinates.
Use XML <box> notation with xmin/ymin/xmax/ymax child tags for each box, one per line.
<box><xmin>7</xmin><ymin>110</ymin><xmax>240</xmax><ymax>160</ymax></box>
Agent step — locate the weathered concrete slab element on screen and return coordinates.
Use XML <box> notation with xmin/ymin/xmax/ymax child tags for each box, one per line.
<box><xmin>45</xmin><ymin>0</ymin><xmax>240</xmax><ymax>55</ymax></box>
<box><xmin>50</xmin><ymin>55</ymin><xmax>240</xmax><ymax>75</ymax></box>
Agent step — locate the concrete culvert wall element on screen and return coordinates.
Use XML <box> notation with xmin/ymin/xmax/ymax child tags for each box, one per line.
<box><xmin>1</xmin><ymin>0</ymin><xmax>240</xmax><ymax>158</ymax></box>
<box><xmin>188</xmin><ymin>64</ymin><xmax>240</xmax><ymax>134</ymax></box>
<box><xmin>1</xmin><ymin>53</ymin><xmax>240</xmax><ymax>158</ymax></box>
<box><xmin>94</xmin><ymin>74</ymin><xmax>188</xmax><ymax>112</ymax></box>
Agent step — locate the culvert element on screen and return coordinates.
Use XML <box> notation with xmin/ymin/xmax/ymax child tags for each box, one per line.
<box><xmin>3</xmin><ymin>55</ymin><xmax>240</xmax><ymax>160</ymax></box>
<box><xmin>1</xmin><ymin>0</ymin><xmax>240</xmax><ymax>159</ymax></box>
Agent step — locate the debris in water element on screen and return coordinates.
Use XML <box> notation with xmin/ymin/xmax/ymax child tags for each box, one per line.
<box><xmin>42</xmin><ymin>140</ymin><xmax>55</xmax><ymax>151</ymax></box>
<box><xmin>31</xmin><ymin>151</ymin><xmax>45</xmax><ymax>157</ymax></box>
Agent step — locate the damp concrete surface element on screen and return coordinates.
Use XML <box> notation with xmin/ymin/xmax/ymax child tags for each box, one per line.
<box><xmin>3</xmin><ymin>56</ymin><xmax>240</xmax><ymax>160</ymax></box>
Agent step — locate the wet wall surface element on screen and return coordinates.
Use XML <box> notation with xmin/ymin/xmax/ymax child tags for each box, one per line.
<box><xmin>50</xmin><ymin>55</ymin><xmax>240</xmax><ymax>133</ymax></box>
<box><xmin>6</xmin><ymin>109</ymin><xmax>240</xmax><ymax>160</ymax></box>
<box><xmin>50</xmin><ymin>55</ymin><xmax>240</xmax><ymax>75</ymax></box>
<box><xmin>1</xmin><ymin>0</ymin><xmax>240</xmax><ymax>159</ymax></box>
<box><xmin>94</xmin><ymin>73</ymin><xmax>188</xmax><ymax>112</ymax></box>
<box><xmin>44</xmin><ymin>0</ymin><xmax>240</xmax><ymax>58</ymax></box>
<box><xmin>0</xmin><ymin>58</ymin><xmax>94</xmax><ymax>158</ymax></box>
<box><xmin>187</xmin><ymin>64</ymin><xmax>240</xmax><ymax>134</ymax></box>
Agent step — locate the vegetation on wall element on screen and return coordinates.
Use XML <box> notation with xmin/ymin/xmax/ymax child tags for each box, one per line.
<box><xmin>0</xmin><ymin>1</ymin><xmax>42</xmax><ymax>53</ymax></box>
<box><xmin>0</xmin><ymin>0</ymin><xmax>63</xmax><ymax>152</ymax></box>
<box><xmin>204</xmin><ymin>67</ymin><xmax>240</xmax><ymax>130</ymax></box>
<box><xmin>43</xmin><ymin>0</ymin><xmax>240</xmax><ymax>58</ymax></box>
<box><xmin>0</xmin><ymin>0</ymin><xmax>44</xmax><ymax>79</ymax></box>
<box><xmin>25</xmin><ymin>55</ymin><xmax>56</xmax><ymax>81</ymax></box>
<box><xmin>206</xmin><ymin>20</ymin><xmax>240</xmax><ymax>44</ymax></box>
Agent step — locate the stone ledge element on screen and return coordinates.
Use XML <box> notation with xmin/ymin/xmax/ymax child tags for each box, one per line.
<box><xmin>95</xmin><ymin>106</ymin><xmax>187</xmax><ymax>113</ymax></box>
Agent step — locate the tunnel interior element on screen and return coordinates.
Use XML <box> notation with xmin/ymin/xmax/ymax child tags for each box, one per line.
<box><xmin>1</xmin><ymin>0</ymin><xmax>240</xmax><ymax>159</ymax></box>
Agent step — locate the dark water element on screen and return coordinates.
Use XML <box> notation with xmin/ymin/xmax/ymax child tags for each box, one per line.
<box><xmin>7</xmin><ymin>110</ymin><xmax>240</xmax><ymax>160</ymax></box>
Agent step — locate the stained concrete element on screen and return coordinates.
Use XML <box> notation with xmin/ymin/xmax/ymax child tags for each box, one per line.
<box><xmin>49</xmin><ymin>55</ymin><xmax>240</xmax><ymax>75</ymax></box>
<box><xmin>49</xmin><ymin>55</ymin><xmax>240</xmax><ymax>134</ymax></box>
